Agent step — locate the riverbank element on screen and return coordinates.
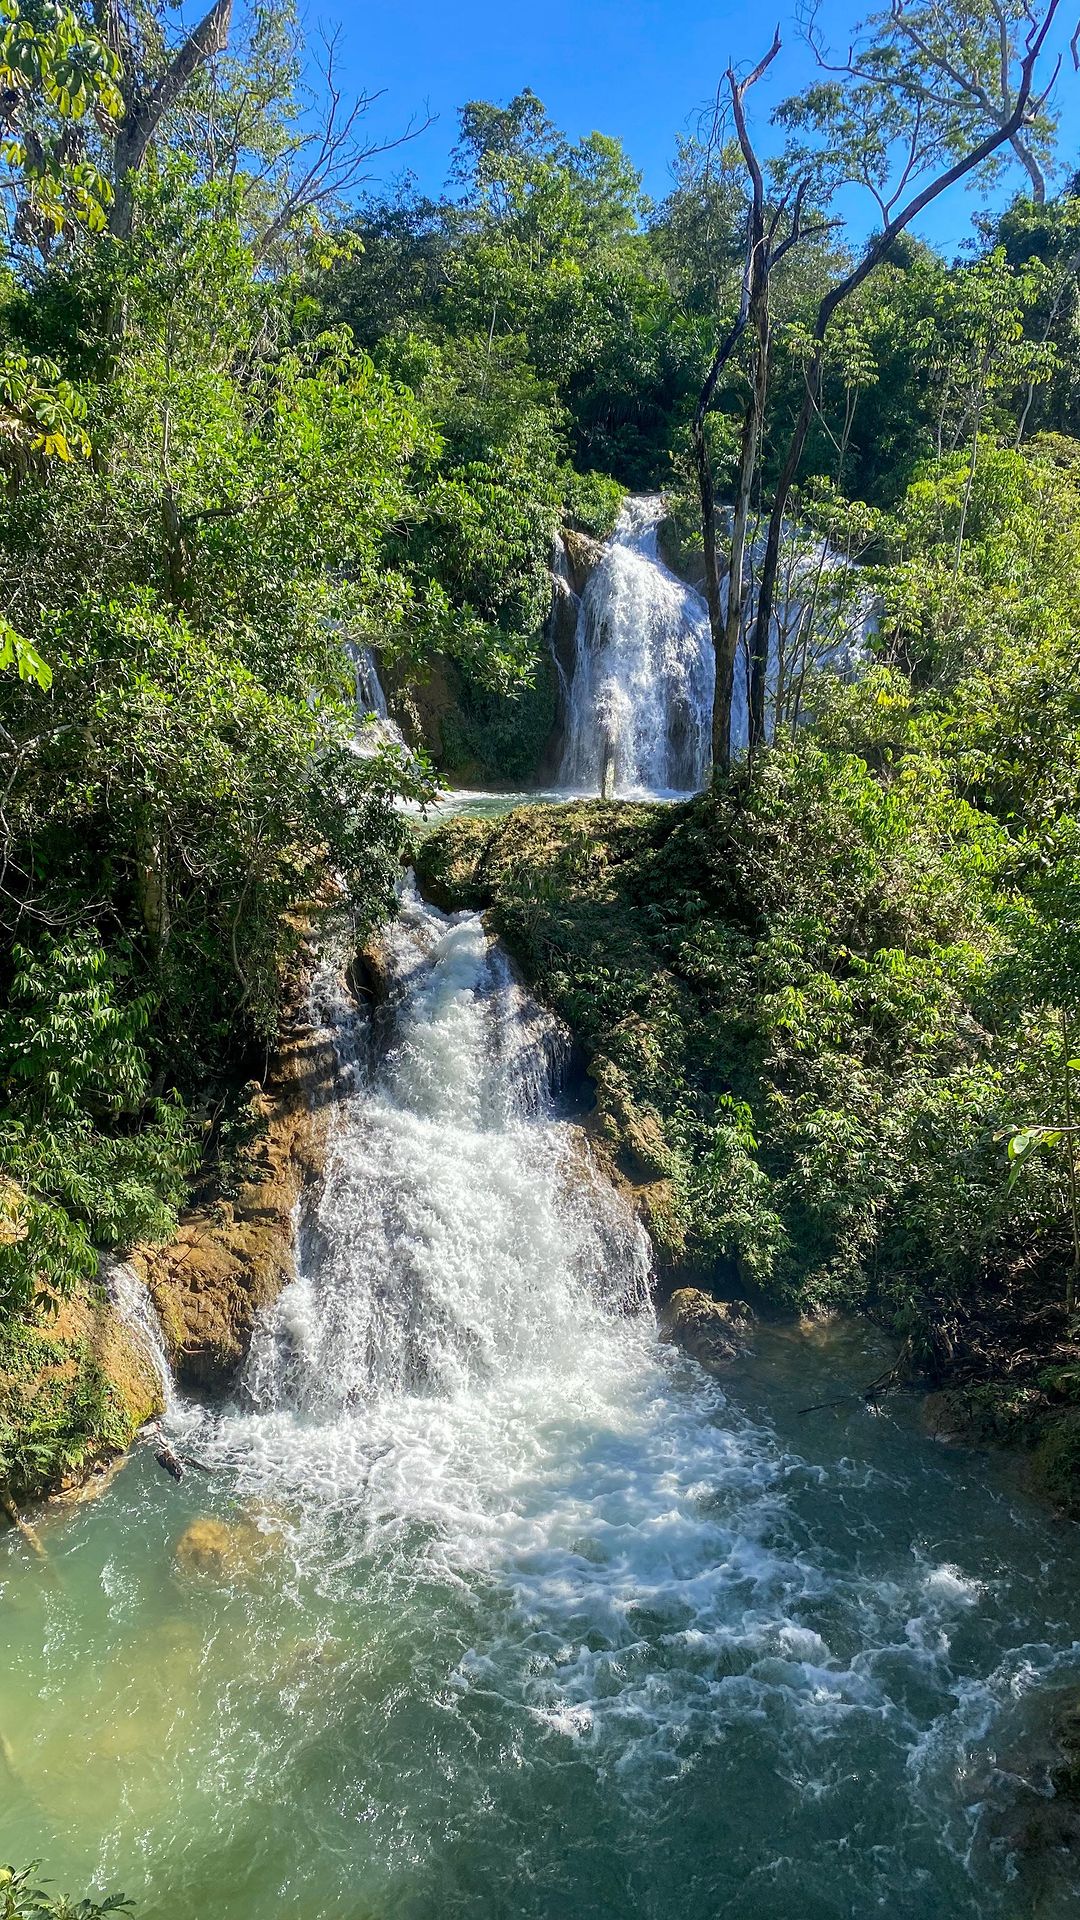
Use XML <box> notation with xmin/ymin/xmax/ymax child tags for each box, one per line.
<box><xmin>0</xmin><ymin>954</ymin><xmax>340</xmax><ymax>1507</ymax></box>
<box><xmin>416</xmin><ymin>787</ymin><xmax>1080</xmax><ymax>1511</ymax></box>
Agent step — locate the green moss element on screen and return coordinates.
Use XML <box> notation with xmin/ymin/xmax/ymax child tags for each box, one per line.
<box><xmin>0</xmin><ymin>1294</ymin><xmax>161</xmax><ymax>1502</ymax></box>
<box><xmin>1032</xmin><ymin>1410</ymin><xmax>1080</xmax><ymax>1512</ymax></box>
<box><xmin>1037</xmin><ymin>1364</ymin><xmax>1080</xmax><ymax>1405</ymax></box>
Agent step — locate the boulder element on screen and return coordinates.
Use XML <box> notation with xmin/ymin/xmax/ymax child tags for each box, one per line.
<box><xmin>562</xmin><ymin>528</ymin><xmax>603</xmax><ymax>597</ymax></box>
<box><xmin>658</xmin><ymin>1289</ymin><xmax>754</xmax><ymax>1370</ymax></box>
<box><xmin>174</xmin><ymin>1512</ymin><xmax>281</xmax><ymax>1579</ymax></box>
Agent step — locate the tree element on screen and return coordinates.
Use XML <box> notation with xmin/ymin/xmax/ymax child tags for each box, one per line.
<box><xmin>0</xmin><ymin>0</ymin><xmax>122</xmax><ymax>250</ymax></box>
<box><xmin>745</xmin><ymin>0</ymin><xmax>1066</xmax><ymax>753</ymax></box>
<box><xmin>96</xmin><ymin>0</ymin><xmax>234</xmax><ymax>238</ymax></box>
<box><xmin>689</xmin><ymin>35</ymin><xmax>820</xmax><ymax>770</ymax></box>
<box><xmin>802</xmin><ymin>0</ymin><xmax>1063</xmax><ymax>204</ymax></box>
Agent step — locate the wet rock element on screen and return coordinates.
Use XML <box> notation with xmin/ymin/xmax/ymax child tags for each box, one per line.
<box><xmin>349</xmin><ymin>941</ymin><xmax>392</xmax><ymax>1007</ymax></box>
<box><xmin>562</xmin><ymin>528</ymin><xmax>603</xmax><ymax>597</ymax></box>
<box><xmin>659</xmin><ymin>1289</ymin><xmax>754</xmax><ymax>1370</ymax></box>
<box><xmin>174</xmin><ymin>1512</ymin><xmax>281</xmax><ymax>1579</ymax></box>
<box><xmin>135</xmin><ymin>998</ymin><xmax>336</xmax><ymax>1395</ymax></box>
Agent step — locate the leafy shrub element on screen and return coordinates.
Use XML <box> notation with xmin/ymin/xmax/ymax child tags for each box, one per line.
<box><xmin>562</xmin><ymin>469</ymin><xmax>625</xmax><ymax>539</ymax></box>
<box><xmin>0</xmin><ymin>1865</ymin><xmax>131</xmax><ymax>1920</ymax></box>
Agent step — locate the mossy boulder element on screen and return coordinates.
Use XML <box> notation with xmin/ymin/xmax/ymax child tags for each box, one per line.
<box><xmin>659</xmin><ymin>1289</ymin><xmax>754</xmax><ymax>1370</ymax></box>
<box><xmin>0</xmin><ymin>1290</ymin><xmax>162</xmax><ymax>1503</ymax></box>
<box><xmin>392</xmin><ymin>642</ymin><xmax>559</xmax><ymax>786</ymax></box>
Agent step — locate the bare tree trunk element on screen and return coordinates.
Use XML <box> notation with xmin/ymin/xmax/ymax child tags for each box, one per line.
<box><xmin>134</xmin><ymin>819</ymin><xmax>169</xmax><ymax>958</ymax></box>
<box><xmin>692</xmin><ymin>412</ymin><xmax>730</xmax><ymax>769</ymax></box>
<box><xmin>694</xmin><ymin>33</ymin><xmax>781</xmax><ymax>775</ymax></box>
<box><xmin>723</xmin><ymin>309</ymin><xmax>767</xmax><ymax>758</ymax></box>
<box><xmin>693</xmin><ymin>277</ymin><xmax>752</xmax><ymax>774</ymax></box>
<box><xmin>746</xmin><ymin>2</ymin><xmax>1061</xmax><ymax>725</ymax></box>
<box><xmin>109</xmin><ymin>0</ymin><xmax>234</xmax><ymax>239</ymax></box>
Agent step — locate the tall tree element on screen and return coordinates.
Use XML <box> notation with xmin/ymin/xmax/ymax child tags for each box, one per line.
<box><xmin>690</xmin><ymin>35</ymin><xmax>818</xmax><ymax>770</ymax></box>
<box><xmin>744</xmin><ymin>0</ymin><xmax>1066</xmax><ymax>753</ymax></box>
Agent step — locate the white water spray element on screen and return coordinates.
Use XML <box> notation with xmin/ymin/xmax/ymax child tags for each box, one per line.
<box><xmin>7</xmin><ymin>887</ymin><xmax>1080</xmax><ymax>1920</ymax></box>
<box><xmin>198</xmin><ymin>882</ymin><xmax>652</xmax><ymax>1536</ymax></box>
<box><xmin>558</xmin><ymin>496</ymin><xmax>715</xmax><ymax>796</ymax></box>
<box><xmin>555</xmin><ymin>496</ymin><xmax>875</xmax><ymax>797</ymax></box>
<box><xmin>103</xmin><ymin>1255</ymin><xmax>175</xmax><ymax>1410</ymax></box>
<box><xmin>350</xmin><ymin>644</ymin><xmax>407</xmax><ymax>756</ymax></box>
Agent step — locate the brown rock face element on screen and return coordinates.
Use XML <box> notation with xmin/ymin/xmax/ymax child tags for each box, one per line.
<box><xmin>548</xmin><ymin>563</ymin><xmax>581</xmax><ymax>690</ymax></box>
<box><xmin>135</xmin><ymin>994</ymin><xmax>340</xmax><ymax>1394</ymax></box>
<box><xmin>562</xmin><ymin>528</ymin><xmax>603</xmax><ymax>597</ymax></box>
<box><xmin>658</xmin><ymin>1289</ymin><xmax>754</xmax><ymax>1371</ymax></box>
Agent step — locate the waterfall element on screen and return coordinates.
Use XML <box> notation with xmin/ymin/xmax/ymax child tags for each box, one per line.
<box><xmin>229</xmin><ymin>880</ymin><xmax>650</xmax><ymax>1467</ymax></box>
<box><xmin>349</xmin><ymin>644</ymin><xmax>407</xmax><ymax>755</ymax></box>
<box><xmin>103</xmin><ymin>1255</ymin><xmax>175</xmax><ymax>1409</ymax></box>
<box><xmin>11</xmin><ymin>885</ymin><xmax>1080</xmax><ymax>1920</ymax></box>
<box><xmin>557</xmin><ymin>496</ymin><xmax>715</xmax><ymax>797</ymax></box>
<box><xmin>555</xmin><ymin>497</ymin><xmax>874</xmax><ymax>797</ymax></box>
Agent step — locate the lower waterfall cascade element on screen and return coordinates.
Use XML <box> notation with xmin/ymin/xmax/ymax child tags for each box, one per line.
<box><xmin>2</xmin><ymin>885</ymin><xmax>1080</xmax><ymax>1919</ymax></box>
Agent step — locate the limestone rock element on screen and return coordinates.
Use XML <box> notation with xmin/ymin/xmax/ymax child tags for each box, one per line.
<box><xmin>658</xmin><ymin>1289</ymin><xmax>754</xmax><ymax>1370</ymax></box>
<box><xmin>135</xmin><ymin>1001</ymin><xmax>337</xmax><ymax>1394</ymax></box>
<box><xmin>562</xmin><ymin>528</ymin><xmax>603</xmax><ymax>596</ymax></box>
<box><xmin>174</xmin><ymin>1512</ymin><xmax>281</xmax><ymax>1579</ymax></box>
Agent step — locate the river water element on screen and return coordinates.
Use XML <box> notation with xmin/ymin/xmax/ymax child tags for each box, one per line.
<box><xmin>2</xmin><ymin>888</ymin><xmax>1080</xmax><ymax>1919</ymax></box>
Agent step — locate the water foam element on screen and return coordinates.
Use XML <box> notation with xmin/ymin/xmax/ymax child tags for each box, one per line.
<box><xmin>65</xmin><ymin>885</ymin><xmax>1080</xmax><ymax>1917</ymax></box>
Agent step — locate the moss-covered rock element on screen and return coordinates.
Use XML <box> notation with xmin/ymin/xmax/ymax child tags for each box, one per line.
<box><xmin>0</xmin><ymin>1290</ymin><xmax>162</xmax><ymax>1502</ymax></box>
<box><xmin>659</xmin><ymin>1289</ymin><xmax>754</xmax><ymax>1369</ymax></box>
<box><xmin>393</xmin><ymin>643</ymin><xmax>559</xmax><ymax>786</ymax></box>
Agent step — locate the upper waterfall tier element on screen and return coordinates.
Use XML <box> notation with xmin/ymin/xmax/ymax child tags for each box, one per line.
<box><xmin>557</xmin><ymin>495</ymin><xmax>715</xmax><ymax>797</ymax></box>
<box><xmin>554</xmin><ymin>495</ymin><xmax>875</xmax><ymax>799</ymax></box>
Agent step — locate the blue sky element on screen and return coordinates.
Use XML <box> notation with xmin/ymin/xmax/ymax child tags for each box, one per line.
<box><xmin>317</xmin><ymin>0</ymin><xmax>1079</xmax><ymax>252</ymax></box>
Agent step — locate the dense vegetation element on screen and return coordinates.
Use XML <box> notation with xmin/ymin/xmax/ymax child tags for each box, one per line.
<box><xmin>0</xmin><ymin>0</ymin><xmax>1078</xmax><ymax>1481</ymax></box>
<box><xmin>0</xmin><ymin>0</ymin><xmax>1078</xmax><ymax>1901</ymax></box>
<box><xmin>420</xmin><ymin>423</ymin><xmax>1080</xmax><ymax>1482</ymax></box>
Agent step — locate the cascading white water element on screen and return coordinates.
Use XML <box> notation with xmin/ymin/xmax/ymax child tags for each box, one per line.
<box><xmin>350</xmin><ymin>643</ymin><xmax>407</xmax><ymax>756</ymax></box>
<box><xmin>554</xmin><ymin>497</ymin><xmax>875</xmax><ymax>797</ymax></box>
<box><xmin>103</xmin><ymin>1254</ymin><xmax>175</xmax><ymax>1410</ymax></box>
<box><xmin>200</xmin><ymin>881</ymin><xmax>652</xmax><ymax>1516</ymax></box>
<box><xmin>558</xmin><ymin>496</ymin><xmax>715</xmax><ymax>796</ymax></box>
<box><xmin>7</xmin><ymin>884</ymin><xmax>1080</xmax><ymax>1919</ymax></box>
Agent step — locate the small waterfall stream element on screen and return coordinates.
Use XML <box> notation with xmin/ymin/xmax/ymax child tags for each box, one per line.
<box><xmin>3</xmin><ymin>887</ymin><xmax>1080</xmax><ymax>1919</ymax></box>
<box><xmin>350</xmin><ymin>644</ymin><xmax>407</xmax><ymax>755</ymax></box>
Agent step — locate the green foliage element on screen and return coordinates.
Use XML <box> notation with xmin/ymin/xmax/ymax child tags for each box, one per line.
<box><xmin>0</xmin><ymin>934</ymin><xmax>194</xmax><ymax>1312</ymax></box>
<box><xmin>0</xmin><ymin>51</ymin><xmax>439</xmax><ymax>1384</ymax></box>
<box><xmin>0</xmin><ymin>0</ymin><xmax>122</xmax><ymax>245</ymax></box>
<box><xmin>0</xmin><ymin>1864</ymin><xmax>130</xmax><ymax>1919</ymax></box>
<box><xmin>562</xmin><ymin>468</ymin><xmax>624</xmax><ymax>538</ymax></box>
<box><xmin>0</xmin><ymin>1313</ymin><xmax>156</xmax><ymax>1496</ymax></box>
